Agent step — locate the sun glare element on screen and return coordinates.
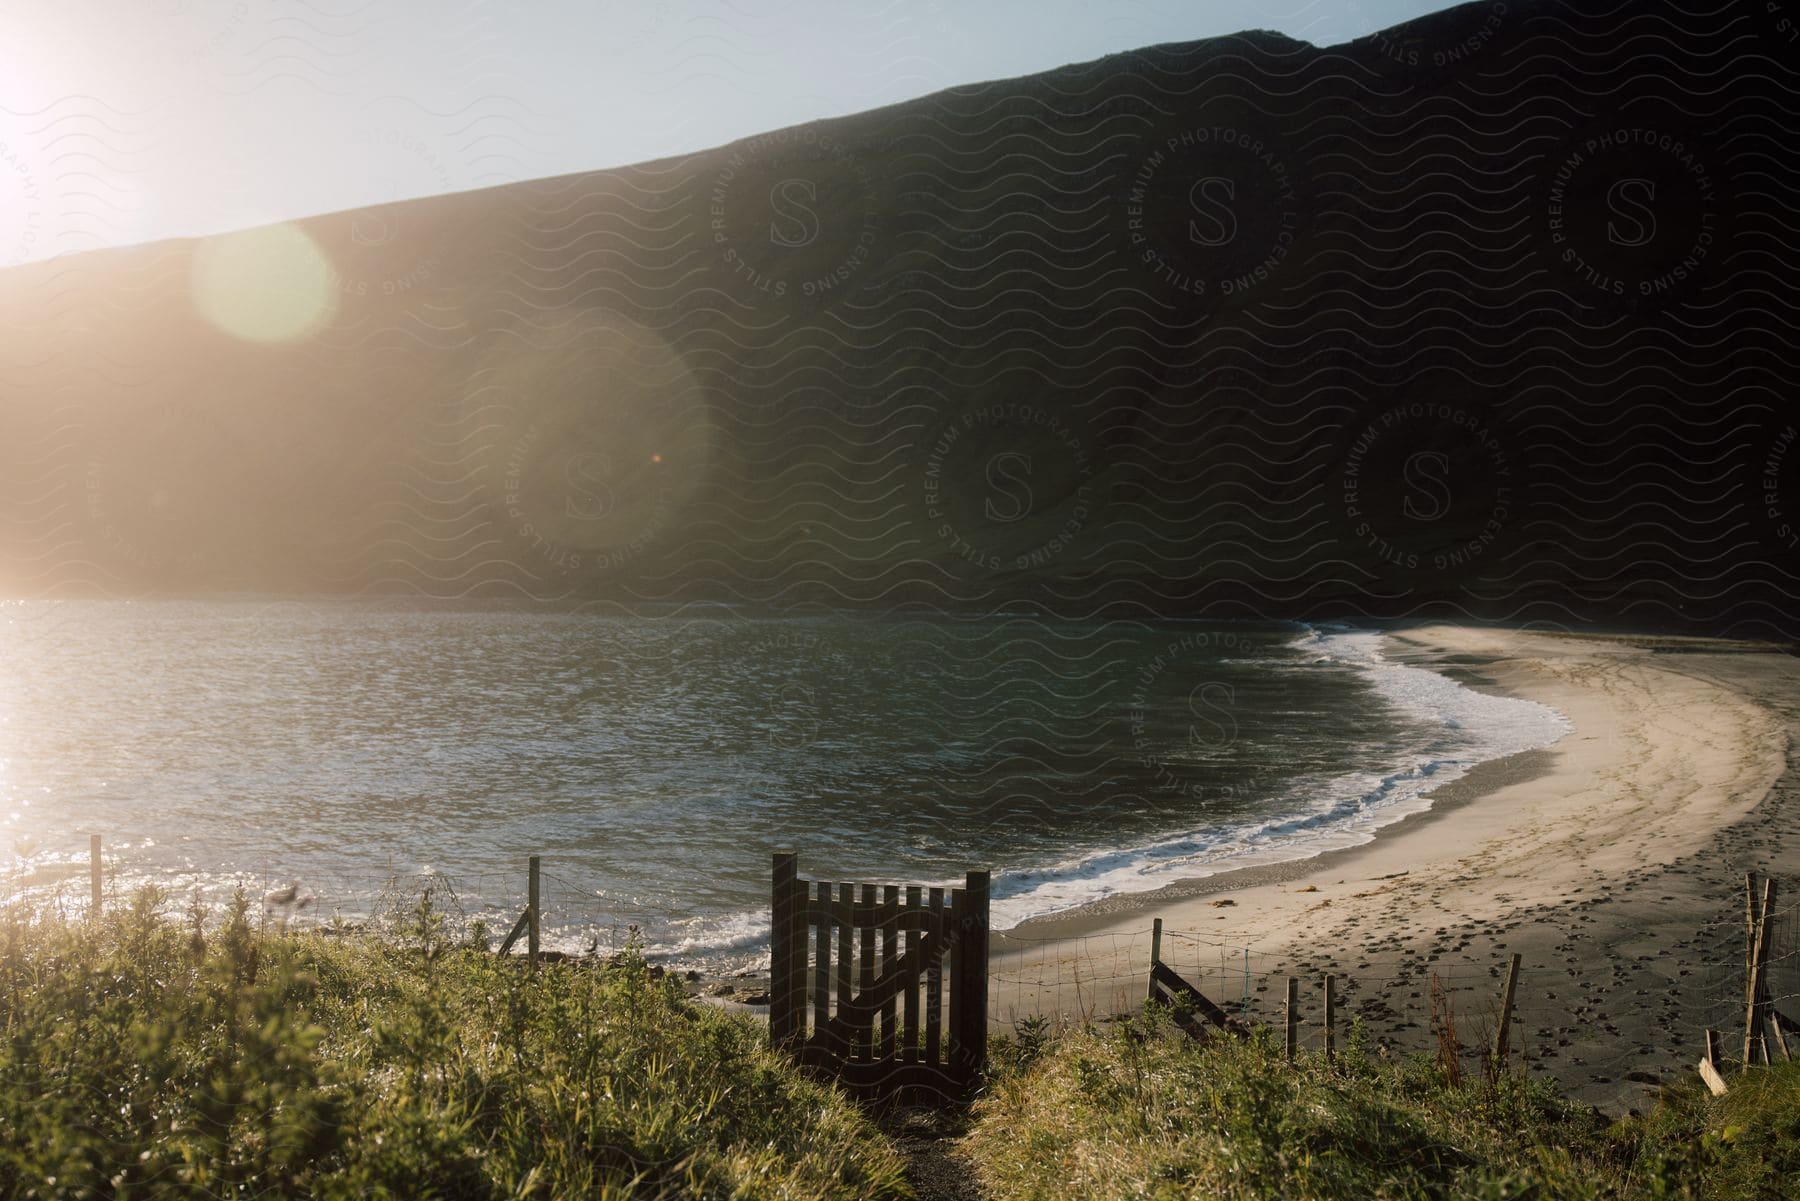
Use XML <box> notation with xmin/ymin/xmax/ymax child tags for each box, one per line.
<box><xmin>188</xmin><ymin>222</ymin><xmax>337</xmax><ymax>343</ymax></box>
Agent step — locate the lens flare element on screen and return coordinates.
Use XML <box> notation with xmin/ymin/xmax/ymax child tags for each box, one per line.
<box><xmin>189</xmin><ymin>222</ymin><xmax>336</xmax><ymax>343</ymax></box>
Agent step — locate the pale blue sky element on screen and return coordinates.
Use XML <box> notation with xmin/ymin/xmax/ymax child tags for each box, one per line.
<box><xmin>0</xmin><ymin>0</ymin><xmax>1449</xmax><ymax>263</ymax></box>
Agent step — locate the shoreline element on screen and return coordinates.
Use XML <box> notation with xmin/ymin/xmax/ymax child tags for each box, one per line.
<box><xmin>986</xmin><ymin>623</ymin><xmax>1797</xmax><ymax>1112</ymax></box>
<box><xmin>993</xmin><ymin>743</ymin><xmax>1562</xmax><ymax>943</ymax></box>
<box><xmin>992</xmin><ymin>621</ymin><xmax>1577</xmax><ymax>939</ymax></box>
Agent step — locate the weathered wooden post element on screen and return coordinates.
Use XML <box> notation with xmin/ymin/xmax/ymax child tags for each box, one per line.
<box><xmin>835</xmin><ymin>882</ymin><xmax>853</xmax><ymax>1061</ymax></box>
<box><xmin>89</xmin><ymin>834</ymin><xmax>103</xmax><ymax>918</ymax></box>
<box><xmin>881</xmin><ymin>883</ymin><xmax>899</xmax><ymax>1061</ymax></box>
<box><xmin>925</xmin><ymin>887</ymin><xmax>945</xmax><ymax>1066</ymax></box>
<box><xmin>1146</xmin><ymin>917</ymin><xmax>1164</xmax><ymax>1002</ymax></box>
<box><xmin>770</xmin><ymin>852</ymin><xmax>800</xmax><ymax>1049</ymax></box>
<box><xmin>1744</xmin><ymin>876</ymin><xmax>1776</xmax><ymax>1067</ymax></box>
<box><xmin>858</xmin><ymin>882</ymin><xmax>877</xmax><ymax>1061</ymax></box>
<box><xmin>903</xmin><ymin>884</ymin><xmax>922</xmax><ymax>1062</ymax></box>
<box><xmin>1284</xmin><ymin>977</ymin><xmax>1299</xmax><ymax>1060</ymax></box>
<box><xmin>1493</xmin><ymin>953</ymin><xmax>1522</xmax><ymax>1067</ymax></box>
<box><xmin>1743</xmin><ymin>874</ymin><xmax>1759</xmax><ymax>1065</ymax></box>
<box><xmin>1744</xmin><ymin>874</ymin><xmax>1762</xmax><ymax>1066</ymax></box>
<box><xmin>815</xmin><ymin>880</ymin><xmax>836</xmax><ymax>1058</ymax></box>
<box><xmin>527</xmin><ymin>855</ymin><xmax>541</xmax><ymax>971</ymax></box>
<box><xmin>948</xmin><ymin>870</ymin><xmax>991</xmax><ymax>1088</ymax></box>
<box><xmin>1323</xmin><ymin>974</ymin><xmax>1337</xmax><ymax>1062</ymax></box>
<box><xmin>1758</xmin><ymin>877</ymin><xmax>1779</xmax><ymax>1061</ymax></box>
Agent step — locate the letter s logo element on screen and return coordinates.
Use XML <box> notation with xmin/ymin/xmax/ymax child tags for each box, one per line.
<box><xmin>564</xmin><ymin>454</ymin><xmax>614</xmax><ymax>521</ymax></box>
<box><xmin>1605</xmin><ymin>177</ymin><xmax>1657</xmax><ymax>247</ymax></box>
<box><xmin>1188</xmin><ymin>681</ymin><xmax>1237</xmax><ymax>750</ymax></box>
<box><xmin>768</xmin><ymin>178</ymin><xmax>821</xmax><ymax>248</ymax></box>
<box><xmin>1187</xmin><ymin>177</ymin><xmax>1238</xmax><ymax>246</ymax></box>
<box><xmin>1402</xmin><ymin>450</ymin><xmax>1453</xmax><ymax>522</ymax></box>
<box><xmin>984</xmin><ymin>451</ymin><xmax>1033</xmax><ymax>523</ymax></box>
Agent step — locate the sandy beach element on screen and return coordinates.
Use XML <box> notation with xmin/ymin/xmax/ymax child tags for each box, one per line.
<box><xmin>988</xmin><ymin>624</ymin><xmax>1800</xmax><ymax>1112</ymax></box>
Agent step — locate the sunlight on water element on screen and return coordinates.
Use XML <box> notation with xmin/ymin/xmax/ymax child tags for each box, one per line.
<box><xmin>0</xmin><ymin>601</ymin><xmax>1565</xmax><ymax>969</ymax></box>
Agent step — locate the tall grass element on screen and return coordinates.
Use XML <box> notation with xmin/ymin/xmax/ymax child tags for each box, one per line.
<box><xmin>966</xmin><ymin>1006</ymin><xmax>1800</xmax><ymax>1201</ymax></box>
<box><xmin>5</xmin><ymin>889</ymin><xmax>1795</xmax><ymax>1200</ymax></box>
<box><xmin>0</xmin><ymin>887</ymin><xmax>910</xmax><ymax>1199</ymax></box>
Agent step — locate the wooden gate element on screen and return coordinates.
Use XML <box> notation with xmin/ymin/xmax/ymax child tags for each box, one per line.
<box><xmin>769</xmin><ymin>853</ymin><xmax>989</xmax><ymax>1103</ymax></box>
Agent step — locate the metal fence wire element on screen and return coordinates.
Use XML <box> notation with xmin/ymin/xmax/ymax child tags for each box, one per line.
<box><xmin>7</xmin><ymin>841</ymin><xmax>1795</xmax><ymax>1091</ymax></box>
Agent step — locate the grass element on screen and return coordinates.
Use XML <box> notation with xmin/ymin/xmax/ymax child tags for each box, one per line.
<box><xmin>0</xmin><ymin>888</ymin><xmax>910</xmax><ymax>1200</ymax></box>
<box><xmin>967</xmin><ymin>1006</ymin><xmax>1800</xmax><ymax>1201</ymax></box>
<box><xmin>4</xmin><ymin>893</ymin><xmax>1796</xmax><ymax>1200</ymax></box>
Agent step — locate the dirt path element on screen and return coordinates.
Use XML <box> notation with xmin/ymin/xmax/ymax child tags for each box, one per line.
<box><xmin>882</xmin><ymin>1109</ymin><xmax>985</xmax><ymax>1201</ymax></box>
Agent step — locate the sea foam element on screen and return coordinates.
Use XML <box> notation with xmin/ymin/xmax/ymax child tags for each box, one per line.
<box><xmin>976</xmin><ymin>626</ymin><xmax>1572</xmax><ymax>931</ymax></box>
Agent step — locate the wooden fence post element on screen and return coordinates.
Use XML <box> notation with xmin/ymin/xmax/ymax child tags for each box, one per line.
<box><xmin>881</xmin><ymin>884</ymin><xmax>899</xmax><ymax>1061</ymax></box>
<box><xmin>89</xmin><ymin>834</ymin><xmax>102</xmax><ymax>918</ymax></box>
<box><xmin>1745</xmin><ymin>876</ymin><xmax>1775</xmax><ymax>1067</ymax></box>
<box><xmin>1285</xmin><ymin>977</ymin><xmax>1298</xmax><ymax>1061</ymax></box>
<box><xmin>771</xmin><ymin>852</ymin><xmax>800</xmax><ymax>1049</ymax></box>
<box><xmin>925</xmin><ymin>887</ymin><xmax>944</xmax><ymax>1066</ymax></box>
<box><xmin>1758</xmin><ymin>877</ymin><xmax>1780</xmax><ymax>1062</ymax></box>
<box><xmin>1323</xmin><ymin>974</ymin><xmax>1336</xmax><ymax>1063</ymax></box>
<box><xmin>816</xmin><ymin>881</ymin><xmax>836</xmax><ymax>1060</ymax></box>
<box><xmin>1493</xmin><ymin>952</ymin><xmax>1522</xmax><ymax>1067</ymax></box>
<box><xmin>527</xmin><ymin>855</ymin><xmax>541</xmax><ymax>971</ymax></box>
<box><xmin>949</xmin><ymin>870</ymin><xmax>990</xmax><ymax>1086</ymax></box>
<box><xmin>1146</xmin><ymin>918</ymin><xmax>1163</xmax><ymax>1003</ymax></box>
<box><xmin>1744</xmin><ymin>873</ymin><xmax>1762</xmax><ymax>1066</ymax></box>
<box><xmin>835</xmin><ymin>882</ymin><xmax>853</xmax><ymax>1061</ymax></box>
<box><xmin>858</xmin><ymin>883</ymin><xmax>877</xmax><ymax>1061</ymax></box>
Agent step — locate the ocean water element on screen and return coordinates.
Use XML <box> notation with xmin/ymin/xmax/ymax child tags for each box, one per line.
<box><xmin>0</xmin><ymin>601</ymin><xmax>1569</xmax><ymax>968</ymax></box>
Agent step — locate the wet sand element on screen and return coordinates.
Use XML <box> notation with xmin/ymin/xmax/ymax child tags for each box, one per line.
<box><xmin>988</xmin><ymin>624</ymin><xmax>1799</xmax><ymax>1112</ymax></box>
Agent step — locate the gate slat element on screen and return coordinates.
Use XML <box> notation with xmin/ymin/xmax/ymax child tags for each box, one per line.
<box><xmin>813</xmin><ymin>880</ymin><xmax>831</xmax><ymax>1048</ymax></box>
<box><xmin>926</xmin><ymin>886</ymin><xmax>945</xmax><ymax>1066</ymax></box>
<box><xmin>881</xmin><ymin>884</ymin><xmax>898</xmax><ymax>1061</ymax></box>
<box><xmin>903</xmin><ymin>885</ymin><xmax>921</xmax><ymax>1062</ymax></box>
<box><xmin>836</xmin><ymin>883</ymin><xmax>854</xmax><ymax>1061</ymax></box>
<box><xmin>948</xmin><ymin>886</ymin><xmax>964</xmax><ymax>1076</ymax></box>
<box><xmin>857</xmin><ymin>884</ymin><xmax>877</xmax><ymax>1060</ymax></box>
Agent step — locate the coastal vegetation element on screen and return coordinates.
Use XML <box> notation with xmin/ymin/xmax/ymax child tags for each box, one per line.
<box><xmin>968</xmin><ymin>1006</ymin><xmax>1800</xmax><ymax>1201</ymax></box>
<box><xmin>0</xmin><ymin>893</ymin><xmax>1793</xmax><ymax>1199</ymax></box>
<box><xmin>0</xmin><ymin>889</ymin><xmax>908</xmax><ymax>1200</ymax></box>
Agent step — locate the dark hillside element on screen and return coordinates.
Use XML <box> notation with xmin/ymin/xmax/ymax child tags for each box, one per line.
<box><xmin>2</xmin><ymin>0</ymin><xmax>1795</xmax><ymax>636</ymax></box>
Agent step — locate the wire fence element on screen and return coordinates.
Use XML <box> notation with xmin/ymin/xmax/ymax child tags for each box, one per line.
<box><xmin>6</xmin><ymin>839</ymin><xmax>1795</xmax><ymax>1096</ymax></box>
<box><xmin>0</xmin><ymin>848</ymin><xmax>665</xmax><ymax>964</ymax></box>
<box><xmin>982</xmin><ymin>885</ymin><xmax>1800</xmax><ymax>1093</ymax></box>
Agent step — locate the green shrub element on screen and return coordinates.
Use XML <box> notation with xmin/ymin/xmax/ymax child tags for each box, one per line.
<box><xmin>1615</xmin><ymin>1059</ymin><xmax>1800</xmax><ymax>1201</ymax></box>
<box><xmin>0</xmin><ymin>889</ymin><xmax>909</xmax><ymax>1200</ymax></box>
<box><xmin>962</xmin><ymin>1006</ymin><xmax>1706</xmax><ymax>1201</ymax></box>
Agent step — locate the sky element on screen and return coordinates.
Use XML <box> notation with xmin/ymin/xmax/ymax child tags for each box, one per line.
<box><xmin>0</xmin><ymin>0</ymin><xmax>1450</xmax><ymax>265</ymax></box>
